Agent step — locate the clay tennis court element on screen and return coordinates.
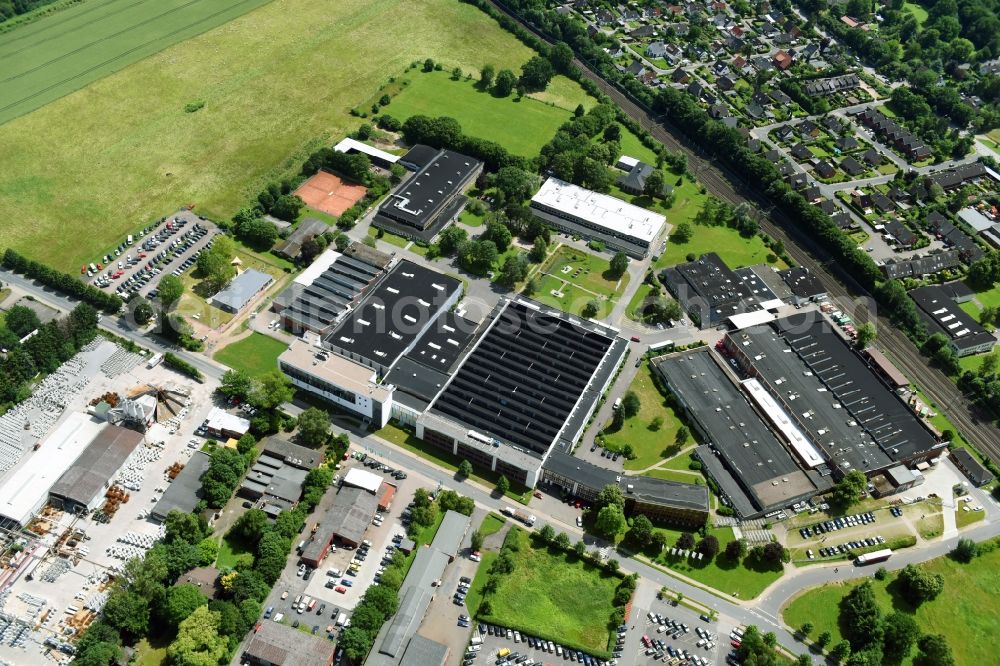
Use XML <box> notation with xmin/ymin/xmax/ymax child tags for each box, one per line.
<box><xmin>294</xmin><ymin>171</ymin><xmax>367</xmax><ymax>217</ymax></box>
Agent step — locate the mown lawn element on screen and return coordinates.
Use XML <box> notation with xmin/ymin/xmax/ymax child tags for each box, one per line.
<box><xmin>385</xmin><ymin>70</ymin><xmax>588</xmax><ymax>157</ymax></box>
<box><xmin>214</xmin><ymin>332</ymin><xmax>288</xmax><ymax>378</ymax></box>
<box><xmin>658</xmin><ymin>223</ymin><xmax>786</xmax><ymax>270</ymax></box>
<box><xmin>0</xmin><ymin>0</ymin><xmax>536</xmax><ymax>271</ymax></box>
<box><xmin>216</xmin><ymin>533</ymin><xmax>254</xmax><ymax>569</ymax></box>
<box><xmin>902</xmin><ymin>0</ymin><xmax>929</xmax><ymax>25</ymax></box>
<box><xmin>132</xmin><ymin>636</ymin><xmax>170</xmax><ymax>666</ymax></box>
<box><xmin>480</xmin><ymin>513</ymin><xmax>507</xmax><ymax>537</ymax></box>
<box><xmin>783</xmin><ymin>543</ymin><xmax>1000</xmax><ymax>666</ymax></box>
<box><xmin>541</xmin><ymin>246</ymin><xmax>629</xmax><ymax>300</ymax></box>
<box><xmin>645</xmin><ymin>526</ymin><xmax>783</xmax><ymax>599</ymax></box>
<box><xmin>478</xmin><ymin>529</ymin><xmax>620</xmax><ymax>655</ymax></box>
<box><xmin>600</xmin><ymin>364</ymin><xmax>687</xmax><ymax>471</ymax></box>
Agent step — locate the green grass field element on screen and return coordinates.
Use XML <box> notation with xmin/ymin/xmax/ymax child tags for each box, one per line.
<box><xmin>658</xmin><ymin>223</ymin><xmax>786</xmax><ymax>270</ymax></box>
<box><xmin>645</xmin><ymin>526</ymin><xmax>783</xmax><ymax>599</ymax></box>
<box><xmin>530</xmin><ymin>246</ymin><xmax>629</xmax><ymax>319</ymax></box>
<box><xmin>0</xmin><ymin>0</ymin><xmax>536</xmax><ymax>271</ymax></box>
<box><xmin>385</xmin><ymin>70</ymin><xmax>588</xmax><ymax>157</ymax></box>
<box><xmin>215</xmin><ymin>533</ymin><xmax>254</xmax><ymax>569</ymax></box>
<box><xmin>478</xmin><ymin>528</ymin><xmax>619</xmax><ymax>654</ymax></box>
<box><xmin>902</xmin><ymin>1</ymin><xmax>929</xmax><ymax>25</ymax></box>
<box><xmin>479</xmin><ymin>513</ymin><xmax>507</xmax><ymax>537</ymax></box>
<box><xmin>600</xmin><ymin>364</ymin><xmax>686</xmax><ymax>471</ymax></box>
<box><xmin>0</xmin><ymin>0</ymin><xmax>275</xmax><ymax>125</ymax></box>
<box><xmin>783</xmin><ymin>544</ymin><xmax>1000</xmax><ymax>666</ymax></box>
<box><xmin>214</xmin><ymin>332</ymin><xmax>288</xmax><ymax>378</ymax></box>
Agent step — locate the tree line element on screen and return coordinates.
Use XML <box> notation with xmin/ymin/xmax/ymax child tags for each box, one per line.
<box><xmin>2</xmin><ymin>249</ymin><xmax>122</xmax><ymax>313</ymax></box>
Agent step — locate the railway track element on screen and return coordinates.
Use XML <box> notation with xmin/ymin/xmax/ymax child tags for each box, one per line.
<box><xmin>485</xmin><ymin>0</ymin><xmax>1000</xmax><ymax>462</ymax></box>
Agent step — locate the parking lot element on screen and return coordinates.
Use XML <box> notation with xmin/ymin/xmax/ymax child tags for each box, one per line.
<box><xmin>84</xmin><ymin>210</ymin><xmax>219</xmax><ymax>302</ymax></box>
<box><xmin>636</xmin><ymin>604</ymin><xmax>720</xmax><ymax>666</ymax></box>
<box><xmin>471</xmin><ymin>622</ymin><xmax>616</xmax><ymax>666</ymax></box>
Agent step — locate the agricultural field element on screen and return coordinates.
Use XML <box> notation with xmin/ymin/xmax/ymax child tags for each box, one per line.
<box><xmin>213</xmin><ymin>332</ymin><xmax>288</xmax><ymax>378</ymax></box>
<box><xmin>0</xmin><ymin>0</ymin><xmax>536</xmax><ymax>271</ymax></box>
<box><xmin>384</xmin><ymin>70</ymin><xmax>589</xmax><ymax>157</ymax></box>
<box><xmin>475</xmin><ymin>528</ymin><xmax>620</xmax><ymax>655</ymax></box>
<box><xmin>783</xmin><ymin>543</ymin><xmax>1000</xmax><ymax>666</ymax></box>
<box><xmin>0</xmin><ymin>0</ymin><xmax>274</xmax><ymax>124</ymax></box>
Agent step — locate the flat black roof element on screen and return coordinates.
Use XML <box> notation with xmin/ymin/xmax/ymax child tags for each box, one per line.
<box><xmin>430</xmin><ymin>299</ymin><xmax>618</xmax><ymax>456</ymax></box>
<box><xmin>152</xmin><ymin>451</ymin><xmax>210</xmax><ymax>520</ymax></box>
<box><xmin>769</xmin><ymin>315</ymin><xmax>940</xmax><ymax>464</ymax></box>
<box><xmin>734</xmin><ymin>267</ymin><xmax>779</xmax><ymax>302</ymax></box>
<box><xmin>400</xmin><ymin>144</ymin><xmax>440</xmax><ymax>171</ymax></box>
<box><xmin>909</xmin><ymin>285</ymin><xmax>996</xmax><ymax>352</ymax></box>
<box><xmin>655</xmin><ymin>351</ymin><xmax>820</xmax><ymax>512</ymax></box>
<box><xmin>403</xmin><ymin>311</ymin><xmax>478</xmax><ymax>372</ymax></box>
<box><xmin>779</xmin><ymin>267</ymin><xmax>826</xmax><ymax>299</ymax></box>
<box><xmin>324</xmin><ymin>260</ymin><xmax>462</xmax><ymax>369</ymax></box>
<box><xmin>662</xmin><ymin>252</ymin><xmax>761</xmax><ymax>326</ymax></box>
<box><xmin>377</xmin><ymin>149</ymin><xmax>481</xmax><ymax>231</ymax></box>
<box><xmin>384</xmin><ymin>356</ymin><xmax>451</xmax><ymax>405</ymax></box>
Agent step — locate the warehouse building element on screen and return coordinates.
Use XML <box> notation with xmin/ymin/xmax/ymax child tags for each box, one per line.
<box><xmin>529</xmin><ymin>177</ymin><xmax>666</xmax><ymax>258</ymax></box>
<box><xmin>373</xmin><ymin>149</ymin><xmax>482</xmax><ymax>241</ymax></box>
<box><xmin>541</xmin><ymin>450</ymin><xmax>709</xmax><ymax>526</ymax></box>
<box><xmin>908</xmin><ymin>285</ymin><xmax>997</xmax><ymax>357</ymax></box>
<box><xmin>655</xmin><ymin>350</ymin><xmax>831</xmax><ymax>518</ymax></box>
<box><xmin>301</xmin><ymin>485</ymin><xmax>380</xmax><ymax>566</ymax></box>
<box><xmin>724</xmin><ymin>315</ymin><xmax>943</xmax><ymax>472</ymax></box>
<box><xmin>779</xmin><ymin>267</ymin><xmax>827</xmax><ymax>306</ymax></box>
<box><xmin>0</xmin><ymin>413</ymin><xmax>103</xmax><ymax>527</ymax></box>
<box><xmin>202</xmin><ymin>407</ymin><xmax>250</xmax><ymax>439</ymax></box>
<box><xmin>152</xmin><ymin>450</ymin><xmax>211</xmax><ymax>522</ymax></box>
<box><xmin>243</xmin><ymin>620</ymin><xmax>336</xmax><ymax>666</ymax></box>
<box><xmin>261</xmin><ymin>438</ymin><xmax>322</xmax><ymax>470</ymax></box>
<box><xmin>365</xmin><ymin>511</ymin><xmax>470</xmax><ymax>666</ymax></box>
<box><xmin>212</xmin><ymin>269</ymin><xmax>274</xmax><ymax>314</ymax></box>
<box><xmin>417</xmin><ymin>298</ymin><xmax>627</xmax><ymax>487</ymax></box>
<box><xmin>272</xmin><ymin>244</ymin><xmax>390</xmax><ymax>336</ymax></box>
<box><xmin>49</xmin><ymin>424</ymin><xmax>146</xmax><ymax>513</ymax></box>
<box><xmin>661</xmin><ymin>253</ymin><xmax>763</xmax><ymax>328</ymax></box>
<box><xmin>274</xmin><ymin>218</ymin><xmax>329</xmax><ymax>261</ymax></box>
<box><xmin>323</xmin><ymin>260</ymin><xmax>463</xmax><ymax>376</ymax></box>
<box><xmin>950</xmin><ymin>448</ymin><xmax>994</xmax><ymax>487</ymax></box>
<box><xmin>238</xmin><ymin>454</ymin><xmax>307</xmax><ymax>508</ymax></box>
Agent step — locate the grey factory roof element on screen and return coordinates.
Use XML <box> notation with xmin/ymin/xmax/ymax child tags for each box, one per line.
<box><xmin>274</xmin><ymin>217</ymin><xmax>328</xmax><ymax>259</ymax></box>
<box><xmin>262</xmin><ymin>438</ymin><xmax>322</xmax><ymax>469</ymax></box>
<box><xmin>49</xmin><ymin>425</ymin><xmax>144</xmax><ymax>507</ymax></box>
<box><xmin>399</xmin><ymin>635</ymin><xmax>449</xmax><ymax>666</ymax></box>
<box><xmin>779</xmin><ymin>266</ymin><xmax>826</xmax><ymax>299</ymax></box>
<box><xmin>324</xmin><ymin>485</ymin><xmax>379</xmax><ymax>547</ymax></box>
<box><xmin>243</xmin><ymin>618</ymin><xmax>336</xmax><ymax>666</ymax></box>
<box><xmin>543</xmin><ymin>450</ymin><xmax>709</xmax><ymax>512</ymax></box>
<box><xmin>324</xmin><ymin>260</ymin><xmax>462</xmax><ymax>369</ymax></box>
<box><xmin>909</xmin><ymin>285</ymin><xmax>997</xmax><ymax>354</ymax></box>
<box><xmin>152</xmin><ymin>451</ymin><xmax>211</xmax><ymax>521</ymax></box>
<box><xmin>655</xmin><ymin>351</ymin><xmax>821</xmax><ymax>513</ymax></box>
<box><xmin>734</xmin><ymin>267</ymin><xmax>779</xmax><ymax>303</ymax></box>
<box><xmin>768</xmin><ymin>315</ymin><xmax>941</xmax><ymax>465</ymax></box>
<box><xmin>428</xmin><ymin>508</ymin><xmax>469</xmax><ymax>559</ymax></box>
<box><xmin>661</xmin><ymin>253</ymin><xmax>762</xmax><ymax>327</ymax></box>
<box><xmin>376</xmin><ymin>148</ymin><xmax>481</xmax><ymax>233</ymax></box>
<box><xmin>212</xmin><ymin>269</ymin><xmax>273</xmax><ymax>313</ymax></box>
<box><xmin>429</xmin><ymin>298</ymin><xmax>619</xmax><ymax>456</ymax></box>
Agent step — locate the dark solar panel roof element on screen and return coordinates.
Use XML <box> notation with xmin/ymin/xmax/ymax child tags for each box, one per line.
<box><xmin>430</xmin><ymin>300</ymin><xmax>616</xmax><ymax>455</ymax></box>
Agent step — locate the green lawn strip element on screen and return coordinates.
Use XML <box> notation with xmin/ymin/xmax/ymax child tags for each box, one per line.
<box><xmin>368</xmin><ymin>226</ymin><xmax>409</xmax><ymax>248</ymax></box>
<box><xmin>911</xmin><ymin>388</ymin><xmax>971</xmax><ymax>450</ymax></box>
<box><xmin>955</xmin><ymin>506</ymin><xmax>986</xmax><ymax>529</ymax></box>
<box><xmin>657</xmin><ymin>223</ymin><xmax>785</xmax><ymax>270</ymax></box>
<box><xmin>478</xmin><ymin>529</ymin><xmax>619</xmax><ymax>655</ymax></box>
<box><xmin>0</xmin><ymin>0</ymin><xmax>534</xmax><ymax>271</ymax></box>
<box><xmin>640</xmin><ymin>526</ymin><xmax>782</xmax><ymax>599</ymax></box>
<box><xmin>661</xmin><ymin>449</ymin><xmax>698</xmax><ymax>472</ymax></box>
<box><xmin>214</xmin><ymin>332</ymin><xmax>288</xmax><ymax>378</ymax></box>
<box><xmin>385</xmin><ymin>70</ymin><xmax>578</xmax><ymax>157</ymax></box>
<box><xmin>465</xmin><ymin>550</ymin><xmax>499</xmax><ymax>617</ymax></box>
<box><xmin>617</xmin><ymin>127</ymin><xmax>660</xmax><ymax>164</ymax></box>
<box><xmin>526</xmin><ymin>75</ymin><xmax>595</xmax><ymax>112</ymax></box>
<box><xmin>480</xmin><ymin>513</ymin><xmax>507</xmax><ymax>537</ymax></box>
<box><xmin>600</xmin><ymin>364</ymin><xmax>687</xmax><ymax>471</ymax></box>
<box><xmin>902</xmin><ymin>0</ymin><xmax>929</xmax><ymax>24</ymax></box>
<box><xmin>783</xmin><ymin>545</ymin><xmax>1000</xmax><ymax>666</ymax></box>
<box><xmin>0</xmin><ymin>0</ymin><xmax>275</xmax><ymax>125</ymax></box>
<box><xmin>216</xmin><ymin>534</ymin><xmax>254</xmax><ymax>569</ymax></box>
<box><xmin>625</xmin><ymin>282</ymin><xmax>655</xmax><ymax>321</ymax></box>
<box><xmin>542</xmin><ymin>246</ymin><xmax>628</xmax><ymax>299</ymax></box>
<box><xmin>458</xmin><ymin>208</ymin><xmax>486</xmax><ymax>227</ymax></box>
<box><xmin>376</xmin><ymin>422</ymin><xmax>532</xmax><ymax>504</ymax></box>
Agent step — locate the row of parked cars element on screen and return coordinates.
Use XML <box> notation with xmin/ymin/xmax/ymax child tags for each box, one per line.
<box><xmin>115</xmin><ymin>224</ymin><xmax>211</xmax><ymax>300</ymax></box>
<box><xmin>814</xmin><ymin>535</ymin><xmax>887</xmax><ymax>558</ymax></box>
<box><xmin>474</xmin><ymin>624</ymin><xmax>614</xmax><ymax>666</ymax></box>
<box><xmin>799</xmin><ymin>511</ymin><xmax>876</xmax><ymax>539</ymax></box>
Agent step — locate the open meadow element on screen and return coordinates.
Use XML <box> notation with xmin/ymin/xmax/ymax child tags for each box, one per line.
<box><xmin>0</xmin><ymin>0</ymin><xmax>535</xmax><ymax>271</ymax></box>
<box><xmin>0</xmin><ymin>0</ymin><xmax>273</xmax><ymax>124</ymax></box>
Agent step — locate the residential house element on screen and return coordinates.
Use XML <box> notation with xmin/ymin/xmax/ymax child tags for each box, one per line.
<box><xmin>870</xmin><ymin>191</ymin><xmax>895</xmax><ymax>213</ymax></box>
<box><xmin>772</xmin><ymin>50</ymin><xmax>793</xmax><ymax>70</ymax></box>
<box><xmin>671</xmin><ymin>67</ymin><xmax>690</xmax><ymax>84</ymax></box>
<box><xmin>769</xmin><ymin>89</ymin><xmax>792</xmax><ymax>105</ymax></box>
<box><xmin>709</xmin><ymin>103</ymin><xmax>730</xmax><ymax>119</ymax></box>
<box><xmin>647</xmin><ymin>41</ymin><xmax>668</xmax><ymax>59</ymax></box>
<box><xmin>773</xmin><ymin>125</ymin><xmax>794</xmax><ymax>142</ymax></box>
<box><xmin>883</xmin><ymin>219</ymin><xmax>916</xmax><ymax>249</ymax></box>
<box><xmin>840</xmin><ymin>155</ymin><xmax>865</xmax><ymax>177</ymax></box>
<box><xmin>717</xmin><ymin>75</ymin><xmax>736</xmax><ymax>91</ymax></box>
<box><xmin>803</xmin><ymin>185</ymin><xmax>822</xmax><ymax>201</ymax></box>
<box><xmin>630</xmin><ymin>25</ymin><xmax>658</xmax><ymax>39</ymax></box>
<box><xmin>815</xmin><ymin>160</ymin><xmax>836</xmax><ymax>179</ymax></box>
<box><xmin>818</xmin><ymin>198</ymin><xmax>838</xmax><ymax>214</ymax></box>
<box><xmin>625</xmin><ymin>60</ymin><xmax>646</xmax><ymax>77</ymax></box>
<box><xmin>745</xmin><ymin>103</ymin><xmax>766</xmax><ymax>120</ymax></box>
<box><xmin>788</xmin><ymin>172</ymin><xmax>808</xmax><ymax>189</ymax></box>
<box><xmin>797</xmin><ymin>119</ymin><xmax>819</xmax><ymax>138</ymax></box>
<box><xmin>835</xmin><ymin>136</ymin><xmax>859</xmax><ymax>151</ymax></box>
<box><xmin>861</xmin><ymin>147</ymin><xmax>882</xmax><ymax>166</ymax></box>
<box><xmin>687</xmin><ymin>80</ymin><xmax>705</xmax><ymax>99</ymax></box>
<box><xmin>790</xmin><ymin>143</ymin><xmax>813</xmax><ymax>161</ymax></box>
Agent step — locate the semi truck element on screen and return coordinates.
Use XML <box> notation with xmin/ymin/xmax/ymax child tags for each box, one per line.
<box><xmin>501</xmin><ymin>506</ymin><xmax>536</xmax><ymax>526</ymax></box>
<box><xmin>855</xmin><ymin>548</ymin><xmax>892</xmax><ymax>566</ymax></box>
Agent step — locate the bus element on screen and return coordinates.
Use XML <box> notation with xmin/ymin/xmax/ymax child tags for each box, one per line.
<box><xmin>855</xmin><ymin>548</ymin><xmax>892</xmax><ymax>565</ymax></box>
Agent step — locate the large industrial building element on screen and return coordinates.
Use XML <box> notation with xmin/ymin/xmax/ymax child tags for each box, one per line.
<box><xmin>152</xmin><ymin>450</ymin><xmax>211</xmax><ymax>522</ymax></box>
<box><xmin>49</xmin><ymin>424</ymin><xmax>146</xmax><ymax>513</ymax></box>
<box><xmin>373</xmin><ymin>148</ymin><xmax>482</xmax><ymax>241</ymax></box>
<box><xmin>243</xmin><ymin>619</ymin><xmax>336</xmax><ymax>666</ymax></box>
<box><xmin>272</xmin><ymin>244</ymin><xmax>391</xmax><ymax>336</ymax></box>
<box><xmin>529</xmin><ymin>177</ymin><xmax>666</xmax><ymax>258</ymax></box>
<box><xmin>661</xmin><ymin>253</ymin><xmax>765</xmax><ymax>328</ymax></box>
